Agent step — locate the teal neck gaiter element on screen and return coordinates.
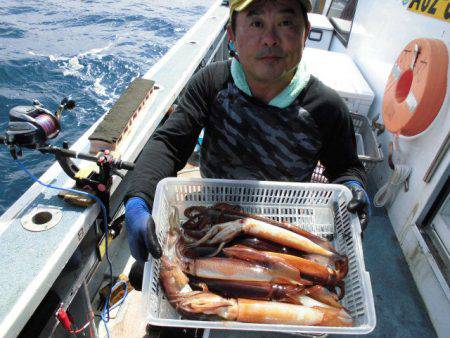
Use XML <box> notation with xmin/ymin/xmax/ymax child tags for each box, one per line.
<box><xmin>230</xmin><ymin>57</ymin><xmax>311</xmax><ymax>109</ymax></box>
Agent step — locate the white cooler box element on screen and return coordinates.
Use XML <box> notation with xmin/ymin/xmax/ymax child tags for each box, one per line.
<box><xmin>306</xmin><ymin>13</ymin><xmax>334</xmax><ymax>50</ymax></box>
<box><xmin>303</xmin><ymin>48</ymin><xmax>375</xmax><ymax>116</ymax></box>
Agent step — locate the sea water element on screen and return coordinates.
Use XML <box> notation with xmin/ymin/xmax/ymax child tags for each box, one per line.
<box><xmin>0</xmin><ymin>0</ymin><xmax>214</xmax><ymax>214</ymax></box>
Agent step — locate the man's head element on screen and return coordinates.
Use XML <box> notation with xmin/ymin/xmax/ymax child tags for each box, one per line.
<box><xmin>227</xmin><ymin>0</ymin><xmax>311</xmax><ymax>87</ymax></box>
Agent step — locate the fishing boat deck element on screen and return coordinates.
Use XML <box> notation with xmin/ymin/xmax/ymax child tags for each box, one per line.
<box><xmin>102</xmin><ymin>168</ymin><xmax>436</xmax><ymax>338</ymax></box>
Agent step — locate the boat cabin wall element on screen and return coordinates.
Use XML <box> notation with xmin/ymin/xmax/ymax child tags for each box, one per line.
<box><xmin>325</xmin><ymin>0</ymin><xmax>449</xmax><ymax>335</ymax></box>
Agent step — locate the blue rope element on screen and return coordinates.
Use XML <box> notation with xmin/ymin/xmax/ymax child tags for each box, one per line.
<box><xmin>100</xmin><ymin>280</ymin><xmax>129</xmax><ymax>338</ymax></box>
<box><xmin>14</xmin><ymin>159</ymin><xmax>118</xmax><ymax>333</ymax></box>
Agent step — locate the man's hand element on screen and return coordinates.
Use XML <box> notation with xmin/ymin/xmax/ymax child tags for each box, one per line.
<box><xmin>343</xmin><ymin>181</ymin><xmax>370</xmax><ymax>232</ymax></box>
<box><xmin>125</xmin><ymin>197</ymin><xmax>162</xmax><ymax>262</ymax></box>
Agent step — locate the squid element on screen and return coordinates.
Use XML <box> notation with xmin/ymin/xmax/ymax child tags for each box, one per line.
<box><xmin>180</xmin><ymin>237</ymin><xmax>303</xmax><ymax>258</ymax></box>
<box><xmin>190</xmin><ymin>277</ymin><xmax>344</xmax><ymax>309</ymax></box>
<box><xmin>160</xmin><ymin>256</ymin><xmax>193</xmax><ymax>304</ymax></box>
<box><xmin>189</xmin><ymin>277</ymin><xmax>304</xmax><ymax>302</ymax></box>
<box><xmin>185</xmin><ymin>218</ymin><xmax>343</xmax><ymax>259</ymax></box>
<box><xmin>176</xmin><ymin>293</ymin><xmax>353</xmax><ymax>326</ymax></box>
<box><xmin>180</xmin><ymin>256</ymin><xmax>313</xmax><ymax>286</ymax></box>
<box><xmin>160</xmin><ymin>256</ymin><xmax>353</xmax><ymax>327</ymax></box>
<box><xmin>223</xmin><ymin>245</ymin><xmax>348</xmax><ymax>289</ymax></box>
<box><xmin>232</xmin><ymin>237</ymin><xmax>306</xmax><ymax>256</ymax></box>
<box><xmin>183</xmin><ymin>203</ymin><xmax>335</xmax><ymax>252</ymax></box>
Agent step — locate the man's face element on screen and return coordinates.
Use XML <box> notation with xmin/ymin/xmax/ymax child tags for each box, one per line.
<box><xmin>228</xmin><ymin>0</ymin><xmax>309</xmax><ymax>85</ymax></box>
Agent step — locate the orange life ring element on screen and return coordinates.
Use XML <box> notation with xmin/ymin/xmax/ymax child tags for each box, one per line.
<box><xmin>382</xmin><ymin>38</ymin><xmax>448</xmax><ymax>136</ymax></box>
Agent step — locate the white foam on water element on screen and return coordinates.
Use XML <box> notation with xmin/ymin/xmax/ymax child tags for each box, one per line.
<box><xmin>62</xmin><ymin>67</ymin><xmax>81</xmax><ymax>77</ymax></box>
<box><xmin>100</xmin><ymin>98</ymin><xmax>114</xmax><ymax>111</ymax></box>
<box><xmin>78</xmin><ymin>42</ymin><xmax>114</xmax><ymax>58</ymax></box>
<box><xmin>61</xmin><ymin>56</ymin><xmax>86</xmax><ymax>78</ymax></box>
<box><xmin>93</xmin><ymin>76</ymin><xmax>107</xmax><ymax>97</ymax></box>
<box><xmin>49</xmin><ymin>54</ymin><xmax>69</xmax><ymax>62</ymax></box>
<box><xmin>92</xmin><ymin>76</ymin><xmax>116</xmax><ymax>110</ymax></box>
<box><xmin>68</xmin><ymin>56</ymin><xmax>83</xmax><ymax>70</ymax></box>
<box><xmin>27</xmin><ymin>51</ymin><xmax>66</xmax><ymax>60</ymax></box>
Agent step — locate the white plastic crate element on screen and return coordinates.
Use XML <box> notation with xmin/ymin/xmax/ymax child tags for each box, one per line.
<box><xmin>143</xmin><ymin>178</ymin><xmax>376</xmax><ymax>335</ymax></box>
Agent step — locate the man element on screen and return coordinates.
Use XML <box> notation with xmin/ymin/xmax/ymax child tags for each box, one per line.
<box><xmin>125</xmin><ymin>0</ymin><xmax>369</xmax><ymax>266</ymax></box>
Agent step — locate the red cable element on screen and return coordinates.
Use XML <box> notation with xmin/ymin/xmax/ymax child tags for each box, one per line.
<box><xmin>56</xmin><ymin>306</ymin><xmax>91</xmax><ymax>335</ymax></box>
<box><xmin>56</xmin><ymin>308</ymin><xmax>72</xmax><ymax>331</ymax></box>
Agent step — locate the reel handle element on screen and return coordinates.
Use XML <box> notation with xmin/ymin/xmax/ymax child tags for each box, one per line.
<box><xmin>55</xmin><ymin>98</ymin><xmax>76</xmax><ymax>120</ymax></box>
<box><xmin>60</xmin><ymin>98</ymin><xmax>76</xmax><ymax>110</ymax></box>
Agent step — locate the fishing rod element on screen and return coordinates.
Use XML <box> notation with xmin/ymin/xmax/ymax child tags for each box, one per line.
<box><xmin>0</xmin><ymin>98</ymin><xmax>135</xmax><ymax>200</ymax></box>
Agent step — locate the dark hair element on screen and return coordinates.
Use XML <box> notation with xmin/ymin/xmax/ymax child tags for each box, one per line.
<box><xmin>230</xmin><ymin>4</ymin><xmax>309</xmax><ymax>33</ymax></box>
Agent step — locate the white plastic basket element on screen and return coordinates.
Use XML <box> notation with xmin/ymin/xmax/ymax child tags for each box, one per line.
<box><xmin>143</xmin><ymin>178</ymin><xmax>376</xmax><ymax>335</ymax></box>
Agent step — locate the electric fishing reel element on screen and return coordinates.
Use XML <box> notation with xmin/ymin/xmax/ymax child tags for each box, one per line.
<box><xmin>0</xmin><ymin>98</ymin><xmax>75</xmax><ymax>154</ymax></box>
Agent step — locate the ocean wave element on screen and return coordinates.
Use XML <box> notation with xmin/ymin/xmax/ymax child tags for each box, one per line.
<box><xmin>60</xmin><ymin>58</ymin><xmax>85</xmax><ymax>78</ymax></box>
<box><xmin>0</xmin><ymin>23</ymin><xmax>26</xmax><ymax>39</ymax></box>
<box><xmin>68</xmin><ymin>57</ymin><xmax>84</xmax><ymax>70</ymax></box>
<box><xmin>0</xmin><ymin>5</ymin><xmax>36</xmax><ymax>15</ymax></box>
<box><xmin>63</xmin><ymin>14</ymin><xmax>107</xmax><ymax>28</ymax></box>
<box><xmin>93</xmin><ymin>76</ymin><xmax>107</xmax><ymax>97</ymax></box>
<box><xmin>0</xmin><ymin>0</ymin><xmax>215</xmax><ymax>214</ymax></box>
<box><xmin>78</xmin><ymin>42</ymin><xmax>114</xmax><ymax>58</ymax></box>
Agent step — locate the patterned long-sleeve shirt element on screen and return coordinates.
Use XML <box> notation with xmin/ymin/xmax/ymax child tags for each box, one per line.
<box><xmin>127</xmin><ymin>60</ymin><xmax>366</xmax><ymax>207</ymax></box>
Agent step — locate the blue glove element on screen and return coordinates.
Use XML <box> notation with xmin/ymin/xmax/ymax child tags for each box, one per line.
<box><xmin>343</xmin><ymin>181</ymin><xmax>370</xmax><ymax>232</ymax></box>
<box><xmin>125</xmin><ymin>197</ymin><xmax>162</xmax><ymax>262</ymax></box>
